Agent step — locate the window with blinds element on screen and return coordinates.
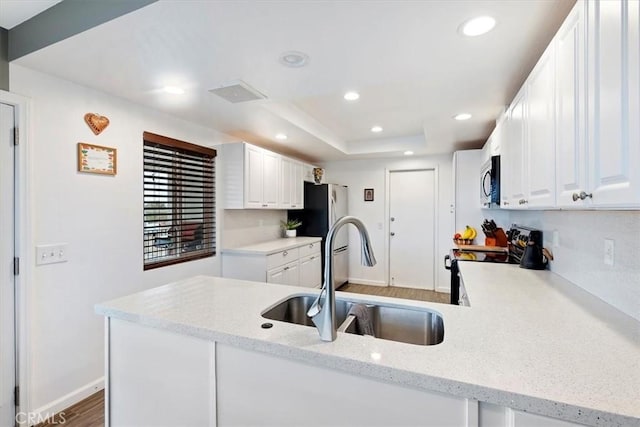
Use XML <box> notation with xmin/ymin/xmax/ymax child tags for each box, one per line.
<box><xmin>143</xmin><ymin>131</ymin><xmax>216</xmax><ymax>270</ymax></box>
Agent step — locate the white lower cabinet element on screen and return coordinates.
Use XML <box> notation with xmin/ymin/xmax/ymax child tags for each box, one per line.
<box><xmin>108</xmin><ymin>319</ymin><xmax>215</xmax><ymax>427</ymax></box>
<box><xmin>216</xmin><ymin>344</ymin><xmax>470</xmax><ymax>426</ymax></box>
<box><xmin>510</xmin><ymin>409</ymin><xmax>586</xmax><ymax>427</ymax></box>
<box><xmin>478</xmin><ymin>403</ymin><xmax>587</xmax><ymax>427</ymax></box>
<box><xmin>106</xmin><ymin>320</ymin><xmax>590</xmax><ymax>427</ymax></box>
<box><xmin>299</xmin><ymin>253</ymin><xmax>322</xmax><ymax>288</ymax></box>
<box><xmin>267</xmin><ymin>260</ymin><xmax>299</xmax><ymax>287</ymax></box>
<box><xmin>222</xmin><ymin>239</ymin><xmax>322</xmax><ymax>288</ymax></box>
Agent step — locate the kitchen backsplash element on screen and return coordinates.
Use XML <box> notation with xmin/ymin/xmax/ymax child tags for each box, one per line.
<box><xmin>508</xmin><ymin>210</ymin><xmax>640</xmax><ymax>321</ymax></box>
<box><xmin>223</xmin><ymin>210</ymin><xmax>287</xmax><ymax>248</ymax></box>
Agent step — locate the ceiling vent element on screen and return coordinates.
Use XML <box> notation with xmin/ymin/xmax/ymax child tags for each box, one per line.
<box><xmin>208</xmin><ymin>80</ymin><xmax>267</xmax><ymax>103</ymax></box>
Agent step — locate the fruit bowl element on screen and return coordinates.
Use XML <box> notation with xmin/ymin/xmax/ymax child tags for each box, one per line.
<box><xmin>454</xmin><ymin>238</ymin><xmax>474</xmax><ymax>245</ymax></box>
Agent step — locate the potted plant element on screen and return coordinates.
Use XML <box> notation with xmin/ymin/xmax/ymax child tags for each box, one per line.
<box><xmin>281</xmin><ymin>219</ymin><xmax>302</xmax><ymax>238</ymax></box>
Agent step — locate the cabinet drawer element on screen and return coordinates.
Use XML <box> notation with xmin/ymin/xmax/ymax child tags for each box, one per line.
<box><xmin>299</xmin><ymin>241</ymin><xmax>321</xmax><ymax>258</ymax></box>
<box><xmin>266</xmin><ymin>248</ymin><xmax>299</xmax><ymax>270</ymax></box>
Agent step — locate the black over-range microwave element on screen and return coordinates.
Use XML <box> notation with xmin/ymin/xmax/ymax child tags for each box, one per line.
<box><xmin>481</xmin><ymin>155</ymin><xmax>500</xmax><ymax>208</ymax></box>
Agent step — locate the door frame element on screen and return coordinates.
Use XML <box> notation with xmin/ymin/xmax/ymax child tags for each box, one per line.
<box><xmin>1</xmin><ymin>90</ymin><xmax>32</xmax><ymax>424</ymax></box>
<box><xmin>384</xmin><ymin>167</ymin><xmax>439</xmax><ymax>289</ymax></box>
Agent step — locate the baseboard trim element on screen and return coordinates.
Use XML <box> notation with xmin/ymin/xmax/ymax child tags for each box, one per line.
<box><xmin>347</xmin><ymin>278</ymin><xmax>387</xmax><ymax>287</ymax></box>
<box><xmin>437</xmin><ymin>286</ymin><xmax>451</xmax><ymax>294</ymax></box>
<box><xmin>30</xmin><ymin>377</ymin><xmax>104</xmax><ymax>424</ymax></box>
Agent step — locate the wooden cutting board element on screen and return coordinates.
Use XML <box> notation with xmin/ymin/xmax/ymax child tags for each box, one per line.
<box><xmin>455</xmin><ymin>244</ymin><xmax>508</xmax><ymax>253</ymax></box>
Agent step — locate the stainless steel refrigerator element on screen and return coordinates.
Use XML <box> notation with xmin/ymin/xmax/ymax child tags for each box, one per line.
<box><xmin>289</xmin><ymin>182</ymin><xmax>349</xmax><ymax>287</ymax></box>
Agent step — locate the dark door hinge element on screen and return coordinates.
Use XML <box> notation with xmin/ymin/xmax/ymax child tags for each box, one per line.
<box><xmin>13</xmin><ymin>127</ymin><xmax>19</xmax><ymax>146</ymax></box>
<box><xmin>13</xmin><ymin>257</ymin><xmax>19</xmax><ymax>276</ymax></box>
<box><xmin>14</xmin><ymin>386</ymin><xmax>19</xmax><ymax>406</ymax></box>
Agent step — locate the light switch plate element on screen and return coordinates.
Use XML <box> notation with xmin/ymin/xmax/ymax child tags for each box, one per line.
<box><xmin>604</xmin><ymin>239</ymin><xmax>614</xmax><ymax>266</ymax></box>
<box><xmin>36</xmin><ymin>243</ymin><xmax>69</xmax><ymax>265</ymax></box>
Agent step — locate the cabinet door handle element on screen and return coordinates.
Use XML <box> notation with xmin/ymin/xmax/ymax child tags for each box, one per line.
<box><xmin>262</xmin><ymin>204</ymin><xmax>268</xmax><ymax>207</ymax></box>
<box><xmin>283</xmin><ymin>251</ymin><xmax>288</xmax><ymax>256</ymax></box>
<box><xmin>572</xmin><ymin>191</ymin><xmax>593</xmax><ymax>201</ymax></box>
<box><xmin>284</xmin><ymin>266</ymin><xmax>289</xmax><ymax>271</ymax></box>
<box><xmin>390</xmin><ymin>232</ymin><xmax>395</xmax><ymax>236</ymax></box>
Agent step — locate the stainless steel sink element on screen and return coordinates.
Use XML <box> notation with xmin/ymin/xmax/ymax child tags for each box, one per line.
<box><xmin>261</xmin><ymin>295</ymin><xmax>444</xmax><ymax>346</ymax></box>
<box><xmin>262</xmin><ymin>295</ymin><xmax>352</xmax><ymax>328</ymax></box>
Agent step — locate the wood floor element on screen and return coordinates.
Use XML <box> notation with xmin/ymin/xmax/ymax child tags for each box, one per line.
<box><xmin>339</xmin><ymin>283</ymin><xmax>450</xmax><ymax>304</ymax></box>
<box><xmin>35</xmin><ymin>390</ymin><xmax>104</xmax><ymax>427</ymax></box>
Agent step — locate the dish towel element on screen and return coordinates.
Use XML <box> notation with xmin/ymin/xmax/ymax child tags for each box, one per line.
<box><xmin>347</xmin><ymin>304</ymin><xmax>375</xmax><ymax>337</ymax></box>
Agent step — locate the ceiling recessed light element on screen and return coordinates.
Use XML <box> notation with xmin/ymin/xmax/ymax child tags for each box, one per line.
<box><xmin>371</xmin><ymin>125</ymin><xmax>383</xmax><ymax>133</ymax></box>
<box><xmin>460</xmin><ymin>16</ymin><xmax>496</xmax><ymax>37</ymax></box>
<box><xmin>404</xmin><ymin>151</ymin><xmax>414</xmax><ymax>156</ymax></box>
<box><xmin>162</xmin><ymin>86</ymin><xmax>185</xmax><ymax>95</ymax></box>
<box><xmin>275</xmin><ymin>133</ymin><xmax>288</xmax><ymax>140</ymax></box>
<box><xmin>344</xmin><ymin>91</ymin><xmax>360</xmax><ymax>101</ymax></box>
<box><xmin>454</xmin><ymin>113</ymin><xmax>472</xmax><ymax>121</ymax></box>
<box><xmin>279</xmin><ymin>51</ymin><xmax>309</xmax><ymax>68</ymax></box>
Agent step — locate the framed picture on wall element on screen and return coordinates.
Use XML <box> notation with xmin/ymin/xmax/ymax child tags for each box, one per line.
<box><xmin>77</xmin><ymin>142</ymin><xmax>117</xmax><ymax>175</ymax></box>
<box><xmin>364</xmin><ymin>188</ymin><xmax>374</xmax><ymax>202</ymax></box>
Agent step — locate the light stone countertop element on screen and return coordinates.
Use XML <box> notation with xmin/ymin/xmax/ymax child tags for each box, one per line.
<box><xmin>222</xmin><ymin>236</ymin><xmax>322</xmax><ymax>255</ymax></box>
<box><xmin>95</xmin><ymin>263</ymin><xmax>640</xmax><ymax>427</ymax></box>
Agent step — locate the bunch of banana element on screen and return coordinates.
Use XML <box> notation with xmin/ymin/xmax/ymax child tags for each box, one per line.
<box><xmin>453</xmin><ymin>225</ymin><xmax>478</xmax><ymax>244</ymax></box>
<box><xmin>461</xmin><ymin>225</ymin><xmax>477</xmax><ymax>240</ymax></box>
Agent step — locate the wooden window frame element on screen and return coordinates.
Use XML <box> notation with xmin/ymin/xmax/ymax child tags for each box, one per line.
<box><xmin>143</xmin><ymin>131</ymin><xmax>216</xmax><ymax>270</ymax></box>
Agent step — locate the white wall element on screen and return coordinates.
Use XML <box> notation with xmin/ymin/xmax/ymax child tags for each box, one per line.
<box><xmin>323</xmin><ymin>154</ymin><xmax>454</xmax><ymax>291</ymax></box>
<box><xmin>10</xmin><ymin>64</ymin><xmax>227</xmax><ymax>415</ymax></box>
<box><xmin>222</xmin><ymin>210</ymin><xmax>286</xmax><ymax>248</ymax></box>
<box><xmin>508</xmin><ymin>210</ymin><xmax>640</xmax><ymax>321</ymax></box>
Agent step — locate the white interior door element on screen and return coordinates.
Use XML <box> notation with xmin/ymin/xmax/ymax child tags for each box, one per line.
<box><xmin>0</xmin><ymin>102</ymin><xmax>16</xmax><ymax>427</ymax></box>
<box><xmin>389</xmin><ymin>170</ymin><xmax>435</xmax><ymax>290</ymax></box>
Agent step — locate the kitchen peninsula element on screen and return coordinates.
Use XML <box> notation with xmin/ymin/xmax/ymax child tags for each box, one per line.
<box><xmin>96</xmin><ymin>264</ymin><xmax>639</xmax><ymax>427</ymax></box>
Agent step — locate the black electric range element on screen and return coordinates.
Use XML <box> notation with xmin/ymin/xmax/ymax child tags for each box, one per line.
<box><xmin>444</xmin><ymin>225</ymin><xmax>542</xmax><ymax>305</ymax></box>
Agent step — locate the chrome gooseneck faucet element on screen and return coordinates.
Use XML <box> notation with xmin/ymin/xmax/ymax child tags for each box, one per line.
<box><xmin>307</xmin><ymin>216</ymin><xmax>376</xmax><ymax>341</ymax></box>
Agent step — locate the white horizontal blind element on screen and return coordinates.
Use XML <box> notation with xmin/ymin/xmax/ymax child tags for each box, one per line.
<box><xmin>143</xmin><ymin>132</ymin><xmax>216</xmax><ymax>270</ymax></box>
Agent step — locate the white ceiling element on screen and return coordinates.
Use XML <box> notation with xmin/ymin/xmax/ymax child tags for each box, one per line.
<box><xmin>0</xmin><ymin>0</ymin><xmax>61</xmax><ymax>29</ymax></box>
<box><xmin>12</xmin><ymin>0</ymin><xmax>575</xmax><ymax>162</ymax></box>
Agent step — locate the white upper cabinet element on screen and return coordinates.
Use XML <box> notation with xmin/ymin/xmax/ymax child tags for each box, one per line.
<box><xmin>278</xmin><ymin>158</ymin><xmax>304</xmax><ymax>210</ymax></box>
<box><xmin>526</xmin><ymin>42</ymin><xmax>557</xmax><ymax>208</ymax></box>
<box><xmin>502</xmin><ymin>88</ymin><xmax>528</xmax><ymax>209</ymax></box>
<box><xmin>279</xmin><ymin>157</ymin><xmax>292</xmax><ymax>208</ymax></box>
<box><xmin>585</xmin><ymin>0</ymin><xmax>640</xmax><ymax>208</ymax></box>
<box><xmin>223</xmin><ymin>142</ymin><xmax>308</xmax><ymax>210</ymax></box>
<box><xmin>262</xmin><ymin>151</ymin><xmax>280</xmax><ymax>207</ymax></box>
<box><xmin>502</xmin><ymin>43</ymin><xmax>556</xmax><ymax>210</ymax></box>
<box><xmin>243</xmin><ymin>145</ymin><xmax>279</xmax><ymax>209</ymax></box>
<box><xmin>245</xmin><ymin>144</ymin><xmax>267</xmax><ymax>208</ymax></box>
<box><xmin>292</xmin><ymin>161</ymin><xmax>304</xmax><ymax>208</ymax></box>
<box><xmin>223</xmin><ymin>143</ymin><xmax>281</xmax><ymax>209</ymax></box>
<box><xmin>502</xmin><ymin>0</ymin><xmax>639</xmax><ymax>210</ymax></box>
<box><xmin>556</xmin><ymin>3</ymin><xmax>588</xmax><ymax>207</ymax></box>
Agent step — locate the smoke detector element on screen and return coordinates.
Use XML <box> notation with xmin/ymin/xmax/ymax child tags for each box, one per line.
<box><xmin>208</xmin><ymin>80</ymin><xmax>267</xmax><ymax>103</ymax></box>
<box><xmin>279</xmin><ymin>51</ymin><xmax>309</xmax><ymax>68</ymax></box>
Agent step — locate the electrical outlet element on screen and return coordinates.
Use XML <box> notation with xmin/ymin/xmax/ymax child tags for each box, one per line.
<box><xmin>604</xmin><ymin>239</ymin><xmax>614</xmax><ymax>266</ymax></box>
<box><xmin>36</xmin><ymin>243</ymin><xmax>69</xmax><ymax>265</ymax></box>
